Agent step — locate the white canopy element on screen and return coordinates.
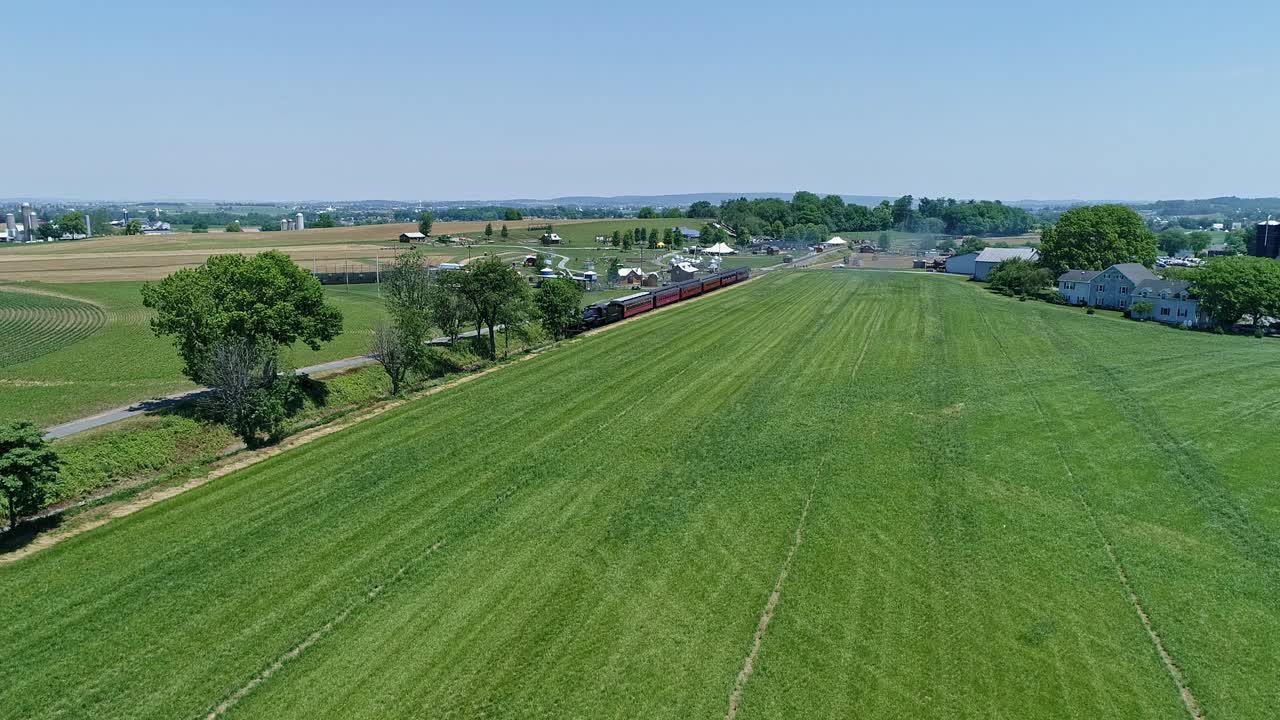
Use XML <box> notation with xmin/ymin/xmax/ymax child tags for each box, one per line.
<box><xmin>705</xmin><ymin>242</ymin><xmax>737</xmax><ymax>255</ymax></box>
<box><xmin>825</xmin><ymin>237</ymin><xmax>848</xmax><ymax>246</ymax></box>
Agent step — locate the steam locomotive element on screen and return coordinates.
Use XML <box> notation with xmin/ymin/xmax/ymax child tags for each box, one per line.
<box><xmin>578</xmin><ymin>266</ymin><xmax>750</xmax><ymax>331</ymax></box>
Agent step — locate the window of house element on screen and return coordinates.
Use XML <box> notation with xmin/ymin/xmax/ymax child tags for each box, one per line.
<box><xmin>1161</xmin><ymin>307</ymin><xmax>1171</xmax><ymax>316</ymax></box>
<box><xmin>1120</xmin><ymin>286</ymin><xmax>1128</xmax><ymax>294</ymax></box>
<box><xmin>1120</xmin><ymin>299</ymin><xmax>1127</xmax><ymax>308</ymax></box>
<box><xmin>1177</xmin><ymin>308</ymin><xmax>1187</xmax><ymax>317</ymax></box>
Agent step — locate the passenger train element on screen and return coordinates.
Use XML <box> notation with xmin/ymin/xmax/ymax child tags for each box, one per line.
<box><xmin>578</xmin><ymin>266</ymin><xmax>750</xmax><ymax>331</ymax></box>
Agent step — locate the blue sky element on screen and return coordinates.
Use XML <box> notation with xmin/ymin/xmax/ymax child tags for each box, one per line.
<box><xmin>5</xmin><ymin>0</ymin><xmax>1279</xmax><ymax>202</ymax></box>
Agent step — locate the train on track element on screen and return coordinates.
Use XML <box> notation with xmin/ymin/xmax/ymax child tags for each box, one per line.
<box><xmin>578</xmin><ymin>266</ymin><xmax>750</xmax><ymax>331</ymax></box>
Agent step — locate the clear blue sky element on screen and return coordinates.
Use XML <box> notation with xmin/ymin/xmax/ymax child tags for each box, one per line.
<box><xmin>6</xmin><ymin>0</ymin><xmax>1279</xmax><ymax>202</ymax></box>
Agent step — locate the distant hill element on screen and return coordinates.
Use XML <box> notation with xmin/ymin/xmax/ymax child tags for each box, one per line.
<box><xmin>1133</xmin><ymin>196</ymin><xmax>1280</xmax><ymax>216</ymax></box>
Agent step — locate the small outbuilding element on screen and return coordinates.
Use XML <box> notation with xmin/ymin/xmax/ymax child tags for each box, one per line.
<box><xmin>399</xmin><ymin>231</ymin><xmax>427</xmax><ymax>243</ymax></box>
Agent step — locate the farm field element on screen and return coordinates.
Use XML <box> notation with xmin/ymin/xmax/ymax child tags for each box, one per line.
<box><xmin>0</xmin><ymin>282</ymin><xmax>387</xmax><ymax>427</ymax></box>
<box><xmin>0</xmin><ymin>219</ymin><xmax>699</xmax><ymax>282</ymax></box>
<box><xmin>3</xmin><ymin>271</ymin><xmax>1279</xmax><ymax>719</ymax></box>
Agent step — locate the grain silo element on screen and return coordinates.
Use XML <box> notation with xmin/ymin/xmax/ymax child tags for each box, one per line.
<box><xmin>5</xmin><ymin>213</ymin><xmax>14</xmax><ymax>241</ymax></box>
<box><xmin>1254</xmin><ymin>220</ymin><xmax>1280</xmax><ymax>259</ymax></box>
<box><xmin>295</xmin><ymin>212</ymin><xmax>305</xmax><ymax>231</ymax></box>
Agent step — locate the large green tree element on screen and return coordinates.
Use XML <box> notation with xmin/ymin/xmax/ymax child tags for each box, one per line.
<box><xmin>1192</xmin><ymin>256</ymin><xmax>1280</xmax><ymax>330</ymax></box>
<box><xmin>56</xmin><ymin>211</ymin><xmax>87</xmax><ymax>237</ymax></box>
<box><xmin>458</xmin><ymin>256</ymin><xmax>530</xmax><ymax>359</ymax></box>
<box><xmin>375</xmin><ymin>250</ymin><xmax>434</xmax><ymax>390</ymax></box>
<box><xmin>0</xmin><ymin>422</ymin><xmax>60</xmax><ymax>529</ymax></box>
<box><xmin>418</xmin><ymin>212</ymin><xmax>434</xmax><ymax>236</ymax></box>
<box><xmin>1037</xmin><ymin>204</ymin><xmax>1157</xmax><ymax>275</ymax></box>
<box><xmin>141</xmin><ymin>250</ymin><xmax>343</xmax><ymax>382</ymax></box>
<box><xmin>313</xmin><ymin>213</ymin><xmax>336</xmax><ymax>229</ymax></box>
<box><xmin>534</xmin><ymin>278</ymin><xmax>584</xmax><ymax>340</ymax></box>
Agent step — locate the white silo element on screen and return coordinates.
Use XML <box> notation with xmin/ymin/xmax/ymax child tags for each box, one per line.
<box><xmin>5</xmin><ymin>213</ymin><xmax>14</xmax><ymax>241</ymax></box>
<box><xmin>295</xmin><ymin>212</ymin><xmax>305</xmax><ymax>231</ymax></box>
<box><xmin>84</xmin><ymin>214</ymin><xmax>92</xmax><ymax>237</ymax></box>
<box><xmin>281</xmin><ymin>218</ymin><xmax>290</xmax><ymax>231</ymax></box>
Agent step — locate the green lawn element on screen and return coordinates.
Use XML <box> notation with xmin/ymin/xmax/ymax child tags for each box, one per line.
<box><xmin>2</xmin><ymin>272</ymin><xmax>1278</xmax><ymax>718</ymax></box>
<box><xmin>0</xmin><ymin>282</ymin><xmax>387</xmax><ymax>427</ymax></box>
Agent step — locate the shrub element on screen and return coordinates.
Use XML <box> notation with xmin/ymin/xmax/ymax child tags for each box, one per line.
<box><xmin>1086</xmin><ymin>308</ymin><xmax>1095</xmax><ymax>315</ymax></box>
<box><xmin>987</xmin><ymin>258</ymin><xmax>1053</xmax><ymax>297</ymax></box>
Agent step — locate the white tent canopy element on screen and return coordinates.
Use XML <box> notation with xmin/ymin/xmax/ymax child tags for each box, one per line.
<box><xmin>705</xmin><ymin>242</ymin><xmax>737</xmax><ymax>255</ymax></box>
<box><xmin>825</xmin><ymin>237</ymin><xmax>848</xmax><ymax>246</ymax></box>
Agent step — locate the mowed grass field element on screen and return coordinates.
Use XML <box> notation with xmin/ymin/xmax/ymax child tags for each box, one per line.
<box><xmin>2</xmin><ymin>271</ymin><xmax>1279</xmax><ymax>719</ymax></box>
<box><xmin>0</xmin><ymin>282</ymin><xmax>387</xmax><ymax>427</ymax></box>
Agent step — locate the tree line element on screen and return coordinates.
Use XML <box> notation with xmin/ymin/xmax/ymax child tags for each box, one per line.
<box><xmin>693</xmin><ymin>192</ymin><xmax>1035</xmax><ymax>242</ymax></box>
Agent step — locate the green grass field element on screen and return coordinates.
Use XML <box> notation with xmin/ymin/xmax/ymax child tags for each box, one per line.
<box><xmin>0</xmin><ymin>282</ymin><xmax>387</xmax><ymax>427</ymax></box>
<box><xmin>1</xmin><ymin>270</ymin><xmax>1277</xmax><ymax>718</ymax></box>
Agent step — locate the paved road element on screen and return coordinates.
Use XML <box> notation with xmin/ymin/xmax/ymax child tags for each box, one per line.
<box><xmin>42</xmin><ymin>354</ymin><xmax>380</xmax><ymax>440</ymax></box>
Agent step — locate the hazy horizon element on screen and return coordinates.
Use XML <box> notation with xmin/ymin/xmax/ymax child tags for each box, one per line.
<box><xmin>6</xmin><ymin>0</ymin><xmax>1278</xmax><ymax>202</ymax></box>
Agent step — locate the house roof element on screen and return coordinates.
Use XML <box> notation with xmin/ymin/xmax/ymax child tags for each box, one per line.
<box><xmin>975</xmin><ymin>247</ymin><xmax>1038</xmax><ymax>263</ymax></box>
<box><xmin>946</xmin><ymin>251</ymin><xmax>979</xmax><ymax>262</ymax></box>
<box><xmin>1108</xmin><ymin>263</ymin><xmax>1158</xmax><ymax>283</ymax></box>
<box><xmin>1058</xmin><ymin>269</ymin><xmax>1101</xmax><ymax>282</ymax></box>
<box><xmin>401</xmin><ymin>231</ymin><xmax>426</xmax><ymax>238</ymax></box>
<box><xmin>1135</xmin><ymin>278</ymin><xmax>1193</xmax><ymax>296</ymax></box>
<box><xmin>617</xmin><ymin>267</ymin><xmax>644</xmax><ymax>277</ymax></box>
<box><xmin>677</xmin><ymin>226</ymin><xmax>700</xmax><ymax>237</ymax></box>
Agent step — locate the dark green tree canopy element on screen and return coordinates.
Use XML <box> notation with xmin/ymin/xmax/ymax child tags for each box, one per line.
<box><xmin>534</xmin><ymin>278</ymin><xmax>584</xmax><ymax>340</ymax></box>
<box><xmin>1192</xmin><ymin>256</ymin><xmax>1280</xmax><ymax>329</ymax></box>
<box><xmin>458</xmin><ymin>256</ymin><xmax>530</xmax><ymax>359</ymax></box>
<box><xmin>0</xmin><ymin>421</ymin><xmax>60</xmax><ymax>528</ymax></box>
<box><xmin>1038</xmin><ymin>204</ymin><xmax>1157</xmax><ymax>275</ymax></box>
<box><xmin>141</xmin><ymin>250</ymin><xmax>343</xmax><ymax>382</ymax></box>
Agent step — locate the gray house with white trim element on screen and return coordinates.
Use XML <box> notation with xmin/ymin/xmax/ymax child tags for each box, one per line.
<box><xmin>1056</xmin><ymin>270</ymin><xmax>1100</xmax><ymax>306</ymax></box>
<box><xmin>1057</xmin><ymin>263</ymin><xmax>1207</xmax><ymax>328</ymax></box>
<box><xmin>1131</xmin><ymin>278</ymin><xmax>1207</xmax><ymax>327</ymax></box>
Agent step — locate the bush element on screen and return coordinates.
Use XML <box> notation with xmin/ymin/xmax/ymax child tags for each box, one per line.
<box><xmin>1086</xmin><ymin>308</ymin><xmax>1095</xmax><ymax>315</ymax></box>
<box><xmin>987</xmin><ymin>258</ymin><xmax>1054</xmax><ymax>297</ymax></box>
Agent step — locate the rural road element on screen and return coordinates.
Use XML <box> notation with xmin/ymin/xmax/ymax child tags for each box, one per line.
<box><xmin>42</xmin><ymin>355</ymin><xmax>379</xmax><ymax>440</ymax></box>
<box><xmin>43</xmin><ymin>325</ymin><xmax>508</xmax><ymax>441</ymax></box>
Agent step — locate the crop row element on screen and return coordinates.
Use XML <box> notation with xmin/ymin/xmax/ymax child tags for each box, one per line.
<box><xmin>0</xmin><ymin>291</ymin><xmax>107</xmax><ymax>368</ymax></box>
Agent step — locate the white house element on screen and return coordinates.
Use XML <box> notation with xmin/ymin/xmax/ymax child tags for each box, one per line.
<box><xmin>973</xmin><ymin>247</ymin><xmax>1039</xmax><ymax>281</ymax></box>
<box><xmin>944</xmin><ymin>251</ymin><xmax>979</xmax><ymax>276</ymax></box>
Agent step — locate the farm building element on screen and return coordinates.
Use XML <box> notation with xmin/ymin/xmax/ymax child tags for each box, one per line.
<box><xmin>676</xmin><ymin>227</ymin><xmax>700</xmax><ymax>240</ymax></box>
<box><xmin>973</xmin><ymin>247</ymin><xmax>1039</xmax><ymax>280</ymax></box>
<box><xmin>944</xmin><ymin>251</ymin><xmax>979</xmax><ymax>276</ymax></box>
<box><xmin>668</xmin><ymin>262</ymin><xmax>700</xmax><ymax>282</ymax></box>
<box><xmin>617</xmin><ymin>267</ymin><xmax>645</xmax><ymax>284</ymax></box>
<box><xmin>1252</xmin><ymin>220</ymin><xmax>1280</xmax><ymax>259</ymax></box>
<box><xmin>399</xmin><ymin>232</ymin><xmax>426</xmax><ymax>243</ymax></box>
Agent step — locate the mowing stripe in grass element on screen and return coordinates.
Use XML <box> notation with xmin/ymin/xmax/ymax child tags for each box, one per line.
<box><xmin>970</xmin><ymin>291</ymin><xmax>1205</xmax><ymax>720</ymax></box>
<box><xmin>724</xmin><ymin>293</ymin><xmax>886</xmax><ymax>719</ymax></box>
<box><xmin>725</xmin><ymin>484</ymin><xmax>815</xmax><ymax>720</ymax></box>
<box><xmin>205</xmin><ymin>540</ymin><xmax>446</xmax><ymax>719</ymax></box>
